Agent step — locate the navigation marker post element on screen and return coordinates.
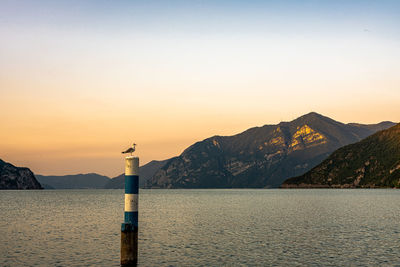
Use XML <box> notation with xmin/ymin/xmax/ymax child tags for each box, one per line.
<box><xmin>121</xmin><ymin>155</ymin><xmax>139</xmax><ymax>266</ymax></box>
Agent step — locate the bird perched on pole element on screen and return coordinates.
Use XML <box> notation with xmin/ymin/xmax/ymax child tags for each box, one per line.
<box><xmin>122</xmin><ymin>143</ymin><xmax>137</xmax><ymax>156</ymax></box>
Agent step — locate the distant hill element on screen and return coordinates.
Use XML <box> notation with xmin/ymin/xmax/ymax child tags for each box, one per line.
<box><xmin>36</xmin><ymin>173</ymin><xmax>110</xmax><ymax>189</ymax></box>
<box><xmin>40</xmin><ymin>183</ymin><xmax>55</xmax><ymax>189</ymax></box>
<box><xmin>0</xmin><ymin>159</ymin><xmax>42</xmax><ymax>190</ymax></box>
<box><xmin>35</xmin><ymin>159</ymin><xmax>168</xmax><ymax>189</ymax></box>
<box><xmin>282</xmin><ymin>123</ymin><xmax>400</xmax><ymax>188</ymax></box>
<box><xmin>347</xmin><ymin>121</ymin><xmax>396</xmax><ymax>133</ymax></box>
<box><xmin>148</xmin><ymin>112</ymin><xmax>396</xmax><ymax>188</ymax></box>
<box><xmin>104</xmin><ymin>159</ymin><xmax>168</xmax><ymax>189</ymax></box>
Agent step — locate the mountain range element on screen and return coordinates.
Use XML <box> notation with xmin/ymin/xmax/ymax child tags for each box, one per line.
<box><xmin>147</xmin><ymin>112</ymin><xmax>395</xmax><ymax>188</ymax></box>
<box><xmin>3</xmin><ymin>112</ymin><xmax>395</xmax><ymax>190</ymax></box>
<box><xmin>35</xmin><ymin>159</ymin><xmax>168</xmax><ymax>189</ymax></box>
<box><xmin>103</xmin><ymin>160</ymin><xmax>169</xmax><ymax>189</ymax></box>
<box><xmin>282</xmin><ymin>123</ymin><xmax>400</xmax><ymax>188</ymax></box>
<box><xmin>36</xmin><ymin>173</ymin><xmax>110</xmax><ymax>189</ymax></box>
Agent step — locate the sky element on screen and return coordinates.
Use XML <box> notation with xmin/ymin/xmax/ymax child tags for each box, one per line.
<box><xmin>1</xmin><ymin>0</ymin><xmax>399</xmax><ymax>177</ymax></box>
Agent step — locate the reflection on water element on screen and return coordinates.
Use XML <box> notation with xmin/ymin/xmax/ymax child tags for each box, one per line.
<box><xmin>1</xmin><ymin>189</ymin><xmax>399</xmax><ymax>266</ymax></box>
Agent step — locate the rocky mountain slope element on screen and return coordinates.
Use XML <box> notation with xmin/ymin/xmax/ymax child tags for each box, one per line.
<box><xmin>148</xmin><ymin>112</ymin><xmax>395</xmax><ymax>188</ymax></box>
<box><xmin>0</xmin><ymin>159</ymin><xmax>42</xmax><ymax>189</ymax></box>
<box><xmin>104</xmin><ymin>159</ymin><xmax>168</xmax><ymax>189</ymax></box>
<box><xmin>282</xmin><ymin>123</ymin><xmax>400</xmax><ymax>188</ymax></box>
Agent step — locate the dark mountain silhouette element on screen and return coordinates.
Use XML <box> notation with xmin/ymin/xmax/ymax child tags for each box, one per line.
<box><xmin>282</xmin><ymin>123</ymin><xmax>400</xmax><ymax>188</ymax></box>
<box><xmin>148</xmin><ymin>112</ymin><xmax>396</xmax><ymax>188</ymax></box>
<box><xmin>104</xmin><ymin>159</ymin><xmax>168</xmax><ymax>189</ymax></box>
<box><xmin>0</xmin><ymin>159</ymin><xmax>42</xmax><ymax>190</ymax></box>
<box><xmin>36</xmin><ymin>159</ymin><xmax>168</xmax><ymax>189</ymax></box>
<box><xmin>36</xmin><ymin>173</ymin><xmax>110</xmax><ymax>189</ymax></box>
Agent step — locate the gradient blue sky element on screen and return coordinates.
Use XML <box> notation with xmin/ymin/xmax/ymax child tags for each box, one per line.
<box><xmin>1</xmin><ymin>0</ymin><xmax>399</xmax><ymax>176</ymax></box>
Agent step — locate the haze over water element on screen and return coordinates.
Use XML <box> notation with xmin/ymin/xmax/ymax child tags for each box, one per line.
<box><xmin>1</xmin><ymin>189</ymin><xmax>399</xmax><ymax>266</ymax></box>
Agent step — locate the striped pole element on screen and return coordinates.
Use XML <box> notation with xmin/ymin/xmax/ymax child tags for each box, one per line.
<box><xmin>121</xmin><ymin>156</ymin><xmax>139</xmax><ymax>266</ymax></box>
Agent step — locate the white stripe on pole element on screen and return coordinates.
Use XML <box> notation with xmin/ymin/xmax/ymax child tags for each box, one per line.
<box><xmin>125</xmin><ymin>156</ymin><xmax>139</xmax><ymax>176</ymax></box>
<box><xmin>124</xmin><ymin>194</ymin><xmax>138</xmax><ymax>212</ymax></box>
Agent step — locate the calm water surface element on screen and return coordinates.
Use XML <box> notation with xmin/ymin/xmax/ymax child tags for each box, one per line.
<box><xmin>1</xmin><ymin>189</ymin><xmax>399</xmax><ymax>266</ymax></box>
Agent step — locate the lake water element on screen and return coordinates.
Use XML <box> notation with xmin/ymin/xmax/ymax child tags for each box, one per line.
<box><xmin>1</xmin><ymin>189</ymin><xmax>399</xmax><ymax>266</ymax></box>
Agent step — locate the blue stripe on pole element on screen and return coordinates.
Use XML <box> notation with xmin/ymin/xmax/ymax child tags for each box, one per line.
<box><xmin>124</xmin><ymin>211</ymin><xmax>138</xmax><ymax>226</ymax></box>
<box><xmin>121</xmin><ymin>222</ymin><xmax>136</xmax><ymax>232</ymax></box>
<box><xmin>125</xmin><ymin>175</ymin><xmax>139</xmax><ymax>194</ymax></box>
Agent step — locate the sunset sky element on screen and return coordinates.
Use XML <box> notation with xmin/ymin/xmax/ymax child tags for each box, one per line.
<box><xmin>1</xmin><ymin>0</ymin><xmax>399</xmax><ymax>177</ymax></box>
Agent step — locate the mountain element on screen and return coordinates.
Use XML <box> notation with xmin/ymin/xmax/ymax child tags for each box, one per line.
<box><xmin>0</xmin><ymin>159</ymin><xmax>42</xmax><ymax>189</ymax></box>
<box><xmin>347</xmin><ymin>121</ymin><xmax>395</xmax><ymax>133</ymax></box>
<box><xmin>40</xmin><ymin>183</ymin><xmax>55</xmax><ymax>189</ymax></box>
<box><xmin>36</xmin><ymin>173</ymin><xmax>110</xmax><ymax>189</ymax></box>
<box><xmin>104</xmin><ymin>159</ymin><xmax>168</xmax><ymax>189</ymax></box>
<box><xmin>282</xmin><ymin>123</ymin><xmax>400</xmax><ymax>188</ymax></box>
<box><xmin>148</xmin><ymin>112</ymin><xmax>396</xmax><ymax>188</ymax></box>
<box><xmin>35</xmin><ymin>159</ymin><xmax>168</xmax><ymax>189</ymax></box>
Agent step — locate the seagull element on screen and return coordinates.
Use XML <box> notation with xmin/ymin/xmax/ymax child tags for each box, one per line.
<box><xmin>122</xmin><ymin>143</ymin><xmax>137</xmax><ymax>156</ymax></box>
